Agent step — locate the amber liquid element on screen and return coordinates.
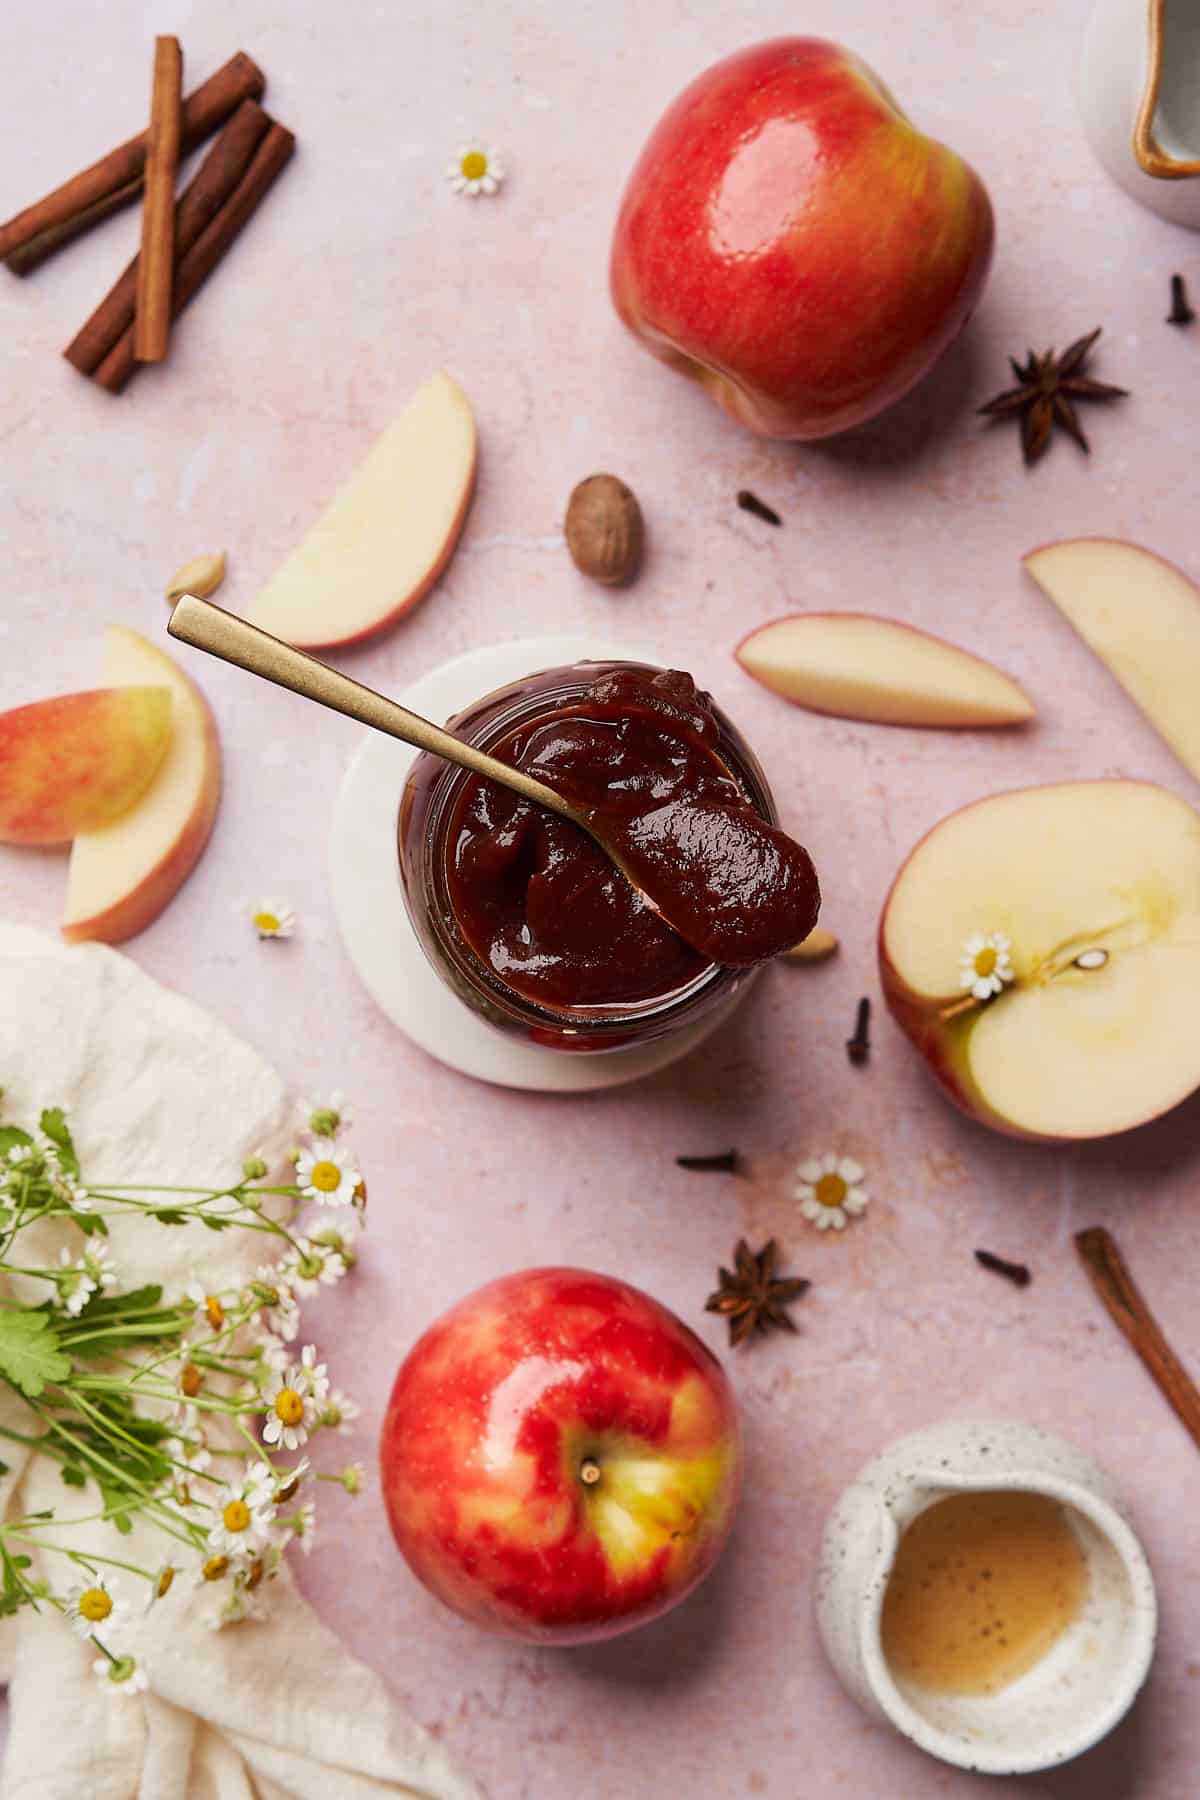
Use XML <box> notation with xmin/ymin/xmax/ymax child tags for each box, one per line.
<box><xmin>880</xmin><ymin>1491</ymin><xmax>1089</xmax><ymax>1696</ymax></box>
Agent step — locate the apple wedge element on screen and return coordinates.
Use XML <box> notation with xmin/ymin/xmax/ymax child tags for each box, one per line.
<box><xmin>62</xmin><ymin>627</ymin><xmax>220</xmax><ymax>945</ymax></box>
<box><xmin>0</xmin><ymin>687</ymin><xmax>171</xmax><ymax>844</ymax></box>
<box><xmin>247</xmin><ymin>369</ymin><xmax>477</xmax><ymax>650</ymax></box>
<box><xmin>880</xmin><ymin>781</ymin><xmax>1200</xmax><ymax>1142</ymax></box>
<box><xmin>1025</xmin><ymin>538</ymin><xmax>1200</xmax><ymax>783</ymax></box>
<box><xmin>735</xmin><ymin>614</ymin><xmax>1033</xmax><ymax>727</ymax></box>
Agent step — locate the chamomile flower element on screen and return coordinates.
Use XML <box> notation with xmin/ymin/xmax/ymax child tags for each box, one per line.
<box><xmin>317</xmin><ymin>1388</ymin><xmax>360</xmax><ymax>1436</ymax></box>
<box><xmin>93</xmin><ymin>1654</ymin><xmax>147</xmax><ymax>1696</ymax></box>
<box><xmin>82</xmin><ymin>1243</ymin><xmax>117</xmax><ymax>1296</ymax></box>
<box><xmin>281</xmin><ymin>1237</ymin><xmax>347</xmax><ymax>1298</ymax></box>
<box><xmin>959</xmin><ymin>932</ymin><xmax>1014</xmax><ymax>1001</ymax></box>
<box><xmin>251</xmin><ymin>1267</ymin><xmax>301</xmax><ymax>1342</ymax></box>
<box><xmin>286</xmin><ymin>1499</ymin><xmax>318</xmax><ymax>1555</ymax></box>
<box><xmin>251</xmin><ymin>899</ymin><xmax>295</xmax><ymax>941</ymax></box>
<box><xmin>184</xmin><ymin>1282</ymin><xmax>226</xmax><ymax>1332</ymax></box>
<box><xmin>297</xmin><ymin>1092</ymin><xmax>353</xmax><ymax>1138</ymax></box>
<box><xmin>341</xmin><ymin>1463</ymin><xmax>365</xmax><ymax>1495</ymax></box>
<box><xmin>295</xmin><ymin>1138</ymin><xmax>360</xmax><ymax>1208</ymax></box>
<box><xmin>56</xmin><ymin>1247</ymin><xmax>96</xmax><ymax>1316</ymax></box>
<box><xmin>206</xmin><ymin>1462</ymin><xmax>277</xmax><ymax>1557</ymax></box>
<box><xmin>309</xmin><ymin>1217</ymin><xmax>359</xmax><ymax>1270</ymax></box>
<box><xmin>446</xmin><ymin>139</ymin><xmax>505</xmax><ymax>197</ymax></box>
<box><xmin>795</xmin><ymin>1154</ymin><xmax>871</xmax><ymax>1232</ymax></box>
<box><xmin>262</xmin><ymin>1346</ymin><xmax>328</xmax><ymax>1452</ymax></box>
<box><xmin>67</xmin><ymin>1576</ymin><xmax>129</xmax><ymax>1640</ymax></box>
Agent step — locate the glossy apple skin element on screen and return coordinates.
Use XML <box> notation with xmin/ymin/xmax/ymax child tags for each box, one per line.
<box><xmin>379</xmin><ymin>1267</ymin><xmax>741</xmax><ymax>1643</ymax></box>
<box><xmin>610</xmin><ymin>37</ymin><xmax>995</xmax><ymax>440</ymax></box>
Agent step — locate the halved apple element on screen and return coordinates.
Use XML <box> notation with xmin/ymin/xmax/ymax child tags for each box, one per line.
<box><xmin>880</xmin><ymin>781</ymin><xmax>1200</xmax><ymax>1141</ymax></box>
<box><xmin>1024</xmin><ymin>537</ymin><xmax>1200</xmax><ymax>783</ymax></box>
<box><xmin>736</xmin><ymin>613</ymin><xmax>1033</xmax><ymax>727</ymax></box>
<box><xmin>247</xmin><ymin>369</ymin><xmax>477</xmax><ymax>650</ymax></box>
<box><xmin>62</xmin><ymin>627</ymin><xmax>221</xmax><ymax>945</ymax></box>
<box><xmin>0</xmin><ymin>687</ymin><xmax>171</xmax><ymax>844</ymax></box>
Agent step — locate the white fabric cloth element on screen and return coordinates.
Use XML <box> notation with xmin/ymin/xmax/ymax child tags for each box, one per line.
<box><xmin>0</xmin><ymin>923</ymin><xmax>482</xmax><ymax>1800</ymax></box>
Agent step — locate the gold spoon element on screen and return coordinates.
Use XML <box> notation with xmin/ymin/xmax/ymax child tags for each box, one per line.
<box><xmin>167</xmin><ymin>594</ymin><xmax>589</xmax><ymax>827</ymax></box>
<box><xmin>166</xmin><ymin>595</ymin><xmax>820</xmax><ymax>966</ymax></box>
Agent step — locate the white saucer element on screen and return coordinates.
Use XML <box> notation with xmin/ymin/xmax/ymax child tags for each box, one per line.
<box><xmin>326</xmin><ymin>635</ymin><xmax>753</xmax><ymax>1092</ymax></box>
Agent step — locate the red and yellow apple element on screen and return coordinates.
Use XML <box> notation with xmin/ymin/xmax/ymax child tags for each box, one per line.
<box><xmin>0</xmin><ymin>686</ymin><xmax>171</xmax><ymax>844</ymax></box>
<box><xmin>610</xmin><ymin>37</ymin><xmax>994</xmax><ymax>439</ymax></box>
<box><xmin>880</xmin><ymin>781</ymin><xmax>1200</xmax><ymax>1141</ymax></box>
<box><xmin>63</xmin><ymin>626</ymin><xmax>221</xmax><ymax>945</ymax></box>
<box><xmin>379</xmin><ymin>1267</ymin><xmax>740</xmax><ymax>1643</ymax></box>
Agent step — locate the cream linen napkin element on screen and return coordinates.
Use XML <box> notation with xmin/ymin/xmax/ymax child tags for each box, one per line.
<box><xmin>0</xmin><ymin>923</ymin><xmax>483</xmax><ymax>1800</ymax></box>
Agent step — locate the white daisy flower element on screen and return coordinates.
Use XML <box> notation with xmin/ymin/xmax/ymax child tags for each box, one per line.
<box><xmin>446</xmin><ymin>139</ymin><xmax>505</xmax><ymax>197</ymax></box>
<box><xmin>93</xmin><ymin>1654</ymin><xmax>147</xmax><ymax>1696</ymax></box>
<box><xmin>959</xmin><ymin>932</ymin><xmax>1015</xmax><ymax>1001</ymax></box>
<box><xmin>184</xmin><ymin>1282</ymin><xmax>227</xmax><ymax>1332</ymax></box>
<box><xmin>287</xmin><ymin>1499</ymin><xmax>318</xmax><ymax>1555</ymax></box>
<box><xmin>294</xmin><ymin>1139</ymin><xmax>360</xmax><ymax>1208</ymax></box>
<box><xmin>67</xmin><ymin>1576</ymin><xmax>129</xmax><ymax>1640</ymax></box>
<box><xmin>206</xmin><ymin>1462</ymin><xmax>278</xmax><ymax>1558</ymax></box>
<box><xmin>251</xmin><ymin>899</ymin><xmax>295</xmax><ymax>941</ymax></box>
<box><xmin>795</xmin><ymin>1153</ymin><xmax>871</xmax><ymax>1233</ymax></box>
<box><xmin>82</xmin><ymin>1243</ymin><xmax>117</xmax><ymax>1296</ymax></box>
<box><xmin>317</xmin><ymin>1388</ymin><xmax>360</xmax><ymax>1436</ymax></box>
<box><xmin>57</xmin><ymin>1247</ymin><xmax>97</xmax><ymax>1316</ymax></box>
<box><xmin>280</xmin><ymin>1237</ymin><xmax>346</xmax><ymax>1298</ymax></box>
<box><xmin>251</xmin><ymin>1267</ymin><xmax>302</xmax><ymax>1342</ymax></box>
<box><xmin>308</xmin><ymin>1217</ymin><xmax>359</xmax><ymax>1270</ymax></box>
<box><xmin>262</xmin><ymin>1346</ymin><xmax>328</xmax><ymax>1452</ymax></box>
<box><xmin>297</xmin><ymin>1092</ymin><xmax>353</xmax><ymax>1138</ymax></box>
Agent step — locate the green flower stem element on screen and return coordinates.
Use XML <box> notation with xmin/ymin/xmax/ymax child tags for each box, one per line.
<box><xmin>0</xmin><ymin>1531</ymin><xmax>156</xmax><ymax>1584</ymax></box>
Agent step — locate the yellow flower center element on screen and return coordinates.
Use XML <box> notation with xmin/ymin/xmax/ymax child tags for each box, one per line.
<box><xmin>180</xmin><ymin>1363</ymin><xmax>202</xmax><ymax>1397</ymax></box>
<box><xmin>274</xmin><ymin>1387</ymin><xmax>305</xmax><ymax>1426</ymax></box>
<box><xmin>205</xmin><ymin>1295</ymin><xmax>225</xmax><ymax>1329</ymax></box>
<box><xmin>974</xmin><ymin>945</ymin><xmax>998</xmax><ymax>977</ymax></box>
<box><xmin>79</xmin><ymin>1587</ymin><xmax>112</xmax><ymax>1623</ymax></box>
<box><xmin>309</xmin><ymin>1160</ymin><xmax>341</xmax><ymax>1193</ymax></box>
<box><xmin>245</xmin><ymin>1557</ymin><xmax>265</xmax><ymax>1592</ymax></box>
<box><xmin>156</xmin><ymin>1566</ymin><xmax>176</xmax><ymax>1599</ymax></box>
<box><xmin>460</xmin><ymin>150</ymin><xmax>487</xmax><ymax>180</ymax></box>
<box><xmin>202</xmin><ymin>1555</ymin><xmax>228</xmax><ymax>1582</ymax></box>
<box><xmin>254</xmin><ymin>911</ymin><xmax>280</xmax><ymax>933</ymax></box>
<box><xmin>815</xmin><ymin>1173</ymin><xmax>848</xmax><ymax>1209</ymax></box>
<box><xmin>223</xmin><ymin>1498</ymin><xmax>252</xmax><ymax>1534</ymax></box>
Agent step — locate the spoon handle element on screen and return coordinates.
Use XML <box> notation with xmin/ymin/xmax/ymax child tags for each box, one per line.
<box><xmin>166</xmin><ymin>595</ymin><xmax>579</xmax><ymax>822</ymax></box>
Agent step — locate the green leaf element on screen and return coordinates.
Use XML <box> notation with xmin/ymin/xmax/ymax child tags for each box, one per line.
<box><xmin>37</xmin><ymin>1108</ymin><xmax>79</xmax><ymax>1178</ymax></box>
<box><xmin>60</xmin><ymin>1465</ymin><xmax>86</xmax><ymax>1488</ymax></box>
<box><xmin>74</xmin><ymin>1212</ymin><xmax>108</xmax><ymax>1238</ymax></box>
<box><xmin>57</xmin><ymin>1286</ymin><xmax>180</xmax><ymax>1359</ymax></box>
<box><xmin>150</xmin><ymin>1209</ymin><xmax>188</xmax><ymax>1226</ymax></box>
<box><xmin>0</xmin><ymin>1310</ymin><xmax>70</xmax><ymax>1399</ymax></box>
<box><xmin>0</xmin><ymin>1126</ymin><xmax>32</xmax><ymax>1160</ymax></box>
<box><xmin>200</xmin><ymin>1216</ymin><xmax>230</xmax><ymax>1232</ymax></box>
<box><xmin>0</xmin><ymin>1459</ymin><xmax>9</xmax><ymax>1476</ymax></box>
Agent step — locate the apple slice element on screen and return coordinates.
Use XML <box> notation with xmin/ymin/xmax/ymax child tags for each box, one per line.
<box><xmin>880</xmin><ymin>781</ymin><xmax>1200</xmax><ymax>1141</ymax></box>
<box><xmin>246</xmin><ymin>369</ymin><xmax>477</xmax><ymax>650</ymax></box>
<box><xmin>1024</xmin><ymin>538</ymin><xmax>1200</xmax><ymax>782</ymax></box>
<box><xmin>0</xmin><ymin>688</ymin><xmax>171</xmax><ymax>844</ymax></box>
<box><xmin>736</xmin><ymin>614</ymin><xmax>1033</xmax><ymax>727</ymax></box>
<box><xmin>63</xmin><ymin>627</ymin><xmax>221</xmax><ymax>945</ymax></box>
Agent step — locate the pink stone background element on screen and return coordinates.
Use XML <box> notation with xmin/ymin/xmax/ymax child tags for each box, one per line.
<box><xmin>2</xmin><ymin>1</ymin><xmax>1199</xmax><ymax>1794</ymax></box>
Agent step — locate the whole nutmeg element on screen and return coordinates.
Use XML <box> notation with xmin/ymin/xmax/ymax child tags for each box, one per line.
<box><xmin>564</xmin><ymin>474</ymin><xmax>644</xmax><ymax>586</ymax></box>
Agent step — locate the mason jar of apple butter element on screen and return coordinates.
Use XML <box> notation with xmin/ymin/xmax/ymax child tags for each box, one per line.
<box><xmin>397</xmin><ymin>660</ymin><xmax>787</xmax><ymax>1052</ymax></box>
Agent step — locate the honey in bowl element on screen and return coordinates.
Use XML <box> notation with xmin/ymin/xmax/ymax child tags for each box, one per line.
<box><xmin>880</xmin><ymin>1490</ymin><xmax>1089</xmax><ymax>1697</ymax></box>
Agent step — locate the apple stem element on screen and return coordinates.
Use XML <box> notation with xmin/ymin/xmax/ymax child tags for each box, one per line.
<box><xmin>579</xmin><ymin>1457</ymin><xmax>602</xmax><ymax>1486</ymax></box>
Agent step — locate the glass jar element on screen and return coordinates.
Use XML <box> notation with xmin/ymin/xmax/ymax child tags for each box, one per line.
<box><xmin>397</xmin><ymin>660</ymin><xmax>779</xmax><ymax>1053</ymax></box>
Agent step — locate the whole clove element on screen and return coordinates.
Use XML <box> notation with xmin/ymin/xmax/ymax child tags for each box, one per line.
<box><xmin>1166</xmin><ymin>273</ymin><xmax>1195</xmax><ymax>326</ymax></box>
<box><xmin>676</xmin><ymin>1149</ymin><xmax>739</xmax><ymax>1173</ymax></box>
<box><xmin>975</xmin><ymin>1248</ymin><xmax>1032</xmax><ymax>1288</ymax></box>
<box><xmin>736</xmin><ymin>489</ymin><xmax>782</xmax><ymax>527</ymax></box>
<box><xmin>846</xmin><ymin>997</ymin><xmax>871</xmax><ymax>1066</ymax></box>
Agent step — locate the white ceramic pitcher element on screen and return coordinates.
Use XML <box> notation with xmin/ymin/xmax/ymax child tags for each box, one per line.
<box><xmin>814</xmin><ymin>1418</ymin><xmax>1157</xmax><ymax>1775</ymax></box>
<box><xmin>1080</xmin><ymin>0</ymin><xmax>1200</xmax><ymax>227</ymax></box>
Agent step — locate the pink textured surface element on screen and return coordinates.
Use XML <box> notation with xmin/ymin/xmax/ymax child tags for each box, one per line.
<box><xmin>1</xmin><ymin>2</ymin><xmax>1199</xmax><ymax>1796</ymax></box>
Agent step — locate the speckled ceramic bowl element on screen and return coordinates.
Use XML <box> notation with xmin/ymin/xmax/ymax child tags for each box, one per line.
<box><xmin>814</xmin><ymin>1417</ymin><xmax>1157</xmax><ymax>1775</ymax></box>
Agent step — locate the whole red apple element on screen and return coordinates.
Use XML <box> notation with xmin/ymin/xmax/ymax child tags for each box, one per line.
<box><xmin>379</xmin><ymin>1267</ymin><xmax>741</xmax><ymax>1643</ymax></box>
<box><xmin>610</xmin><ymin>37</ymin><xmax>995</xmax><ymax>439</ymax></box>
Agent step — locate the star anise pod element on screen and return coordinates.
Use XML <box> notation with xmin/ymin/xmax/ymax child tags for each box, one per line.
<box><xmin>977</xmin><ymin>327</ymin><xmax>1128</xmax><ymax>466</ymax></box>
<box><xmin>705</xmin><ymin>1238</ymin><xmax>810</xmax><ymax>1348</ymax></box>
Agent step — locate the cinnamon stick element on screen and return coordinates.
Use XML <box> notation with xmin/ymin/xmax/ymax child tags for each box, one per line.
<box><xmin>134</xmin><ymin>37</ymin><xmax>184</xmax><ymax>363</ymax></box>
<box><xmin>0</xmin><ymin>50</ymin><xmax>264</xmax><ymax>271</ymax></box>
<box><xmin>93</xmin><ymin>119</ymin><xmax>295</xmax><ymax>394</ymax></box>
<box><xmin>65</xmin><ymin>102</ymin><xmax>271</xmax><ymax>377</ymax></box>
<box><xmin>1075</xmin><ymin>1226</ymin><xmax>1200</xmax><ymax>1451</ymax></box>
<box><xmin>5</xmin><ymin>178</ymin><xmax>143</xmax><ymax>277</ymax></box>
